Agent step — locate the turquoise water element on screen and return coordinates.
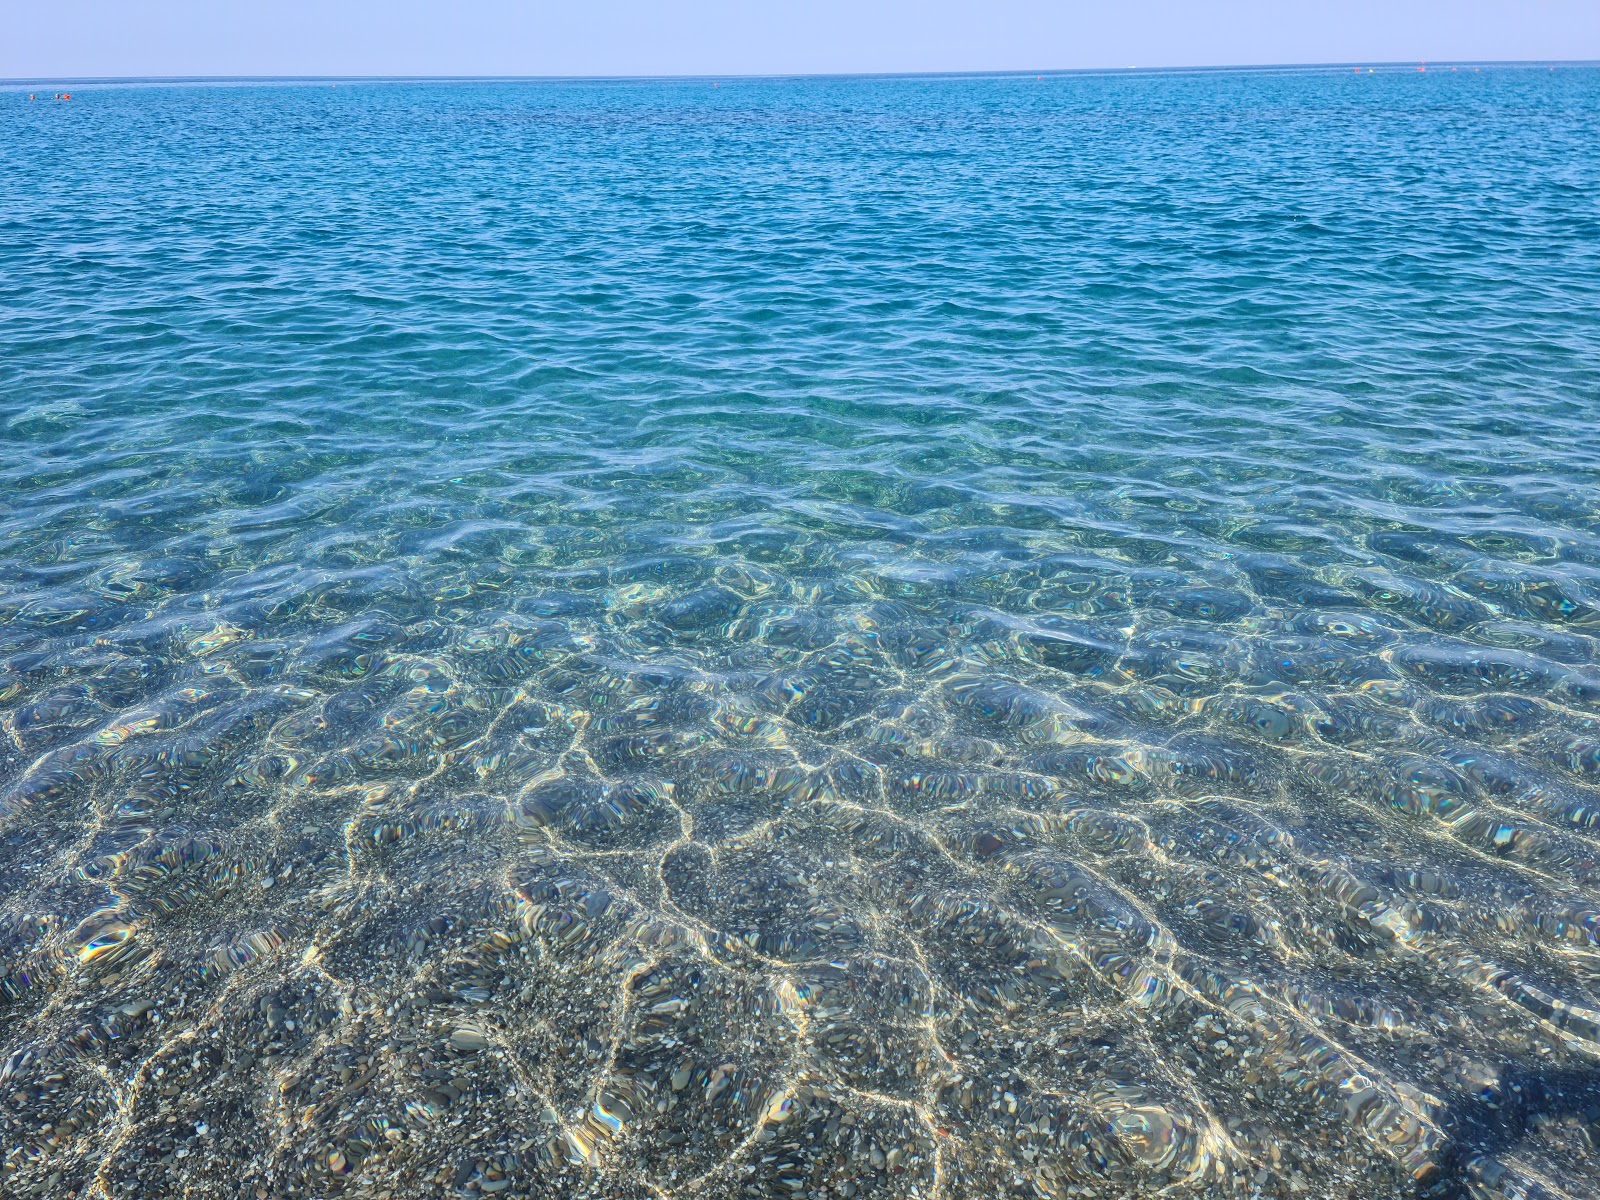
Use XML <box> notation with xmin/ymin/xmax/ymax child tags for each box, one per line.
<box><xmin>3</xmin><ymin>67</ymin><xmax>1600</xmax><ymax>1200</ymax></box>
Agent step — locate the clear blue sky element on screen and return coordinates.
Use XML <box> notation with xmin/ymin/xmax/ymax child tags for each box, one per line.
<box><xmin>8</xmin><ymin>0</ymin><xmax>1599</xmax><ymax>80</ymax></box>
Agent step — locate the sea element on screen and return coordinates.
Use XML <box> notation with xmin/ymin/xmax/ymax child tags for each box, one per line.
<box><xmin>2</xmin><ymin>66</ymin><xmax>1599</xmax><ymax>1200</ymax></box>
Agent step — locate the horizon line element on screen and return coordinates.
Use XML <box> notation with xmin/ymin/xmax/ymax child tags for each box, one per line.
<box><xmin>7</xmin><ymin>58</ymin><xmax>1599</xmax><ymax>87</ymax></box>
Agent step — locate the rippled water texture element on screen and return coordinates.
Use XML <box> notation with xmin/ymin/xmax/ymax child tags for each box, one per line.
<box><xmin>4</xmin><ymin>67</ymin><xmax>1600</xmax><ymax>1200</ymax></box>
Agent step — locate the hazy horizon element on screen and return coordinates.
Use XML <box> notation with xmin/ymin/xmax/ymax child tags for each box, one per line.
<box><xmin>9</xmin><ymin>0</ymin><xmax>1600</xmax><ymax>82</ymax></box>
<box><xmin>8</xmin><ymin>59</ymin><xmax>1600</xmax><ymax>85</ymax></box>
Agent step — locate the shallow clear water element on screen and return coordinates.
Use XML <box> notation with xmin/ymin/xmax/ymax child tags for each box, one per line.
<box><xmin>3</xmin><ymin>67</ymin><xmax>1600</xmax><ymax>1200</ymax></box>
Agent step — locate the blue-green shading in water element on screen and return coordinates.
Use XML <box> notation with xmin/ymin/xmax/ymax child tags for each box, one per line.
<box><xmin>2</xmin><ymin>67</ymin><xmax>1600</xmax><ymax>1200</ymax></box>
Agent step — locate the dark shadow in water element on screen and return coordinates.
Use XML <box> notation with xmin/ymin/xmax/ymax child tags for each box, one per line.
<box><xmin>1429</xmin><ymin>1063</ymin><xmax>1600</xmax><ymax>1197</ymax></box>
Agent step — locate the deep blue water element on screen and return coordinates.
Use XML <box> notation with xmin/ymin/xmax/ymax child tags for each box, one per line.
<box><xmin>3</xmin><ymin>68</ymin><xmax>1600</xmax><ymax>1200</ymax></box>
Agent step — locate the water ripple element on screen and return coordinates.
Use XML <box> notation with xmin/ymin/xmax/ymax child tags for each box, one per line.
<box><xmin>3</xmin><ymin>67</ymin><xmax>1600</xmax><ymax>1200</ymax></box>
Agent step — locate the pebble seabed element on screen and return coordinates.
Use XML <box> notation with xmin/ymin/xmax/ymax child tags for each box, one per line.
<box><xmin>4</xmin><ymin>531</ymin><xmax>1600</xmax><ymax>1200</ymax></box>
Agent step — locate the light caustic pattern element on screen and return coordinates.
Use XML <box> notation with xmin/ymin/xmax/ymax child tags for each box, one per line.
<box><xmin>3</xmin><ymin>69</ymin><xmax>1600</xmax><ymax>1200</ymax></box>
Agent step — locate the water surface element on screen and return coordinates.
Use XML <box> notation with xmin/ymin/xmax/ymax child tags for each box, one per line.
<box><xmin>3</xmin><ymin>67</ymin><xmax>1600</xmax><ymax>1200</ymax></box>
